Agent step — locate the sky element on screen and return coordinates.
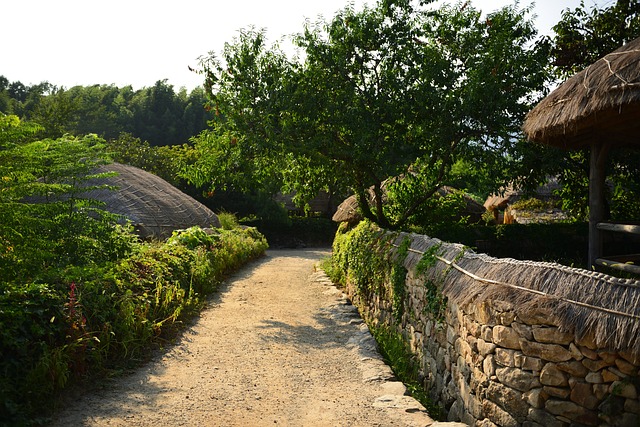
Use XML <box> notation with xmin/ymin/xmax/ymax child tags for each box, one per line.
<box><xmin>2</xmin><ymin>0</ymin><xmax>612</xmax><ymax>92</ymax></box>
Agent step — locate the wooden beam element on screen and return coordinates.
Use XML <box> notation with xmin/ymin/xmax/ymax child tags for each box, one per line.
<box><xmin>597</xmin><ymin>222</ymin><xmax>640</xmax><ymax>235</ymax></box>
<box><xmin>588</xmin><ymin>142</ymin><xmax>610</xmax><ymax>269</ymax></box>
<box><xmin>595</xmin><ymin>257</ymin><xmax>640</xmax><ymax>275</ymax></box>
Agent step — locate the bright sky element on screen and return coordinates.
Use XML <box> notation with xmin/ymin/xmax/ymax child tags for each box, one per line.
<box><xmin>2</xmin><ymin>0</ymin><xmax>611</xmax><ymax>91</ymax></box>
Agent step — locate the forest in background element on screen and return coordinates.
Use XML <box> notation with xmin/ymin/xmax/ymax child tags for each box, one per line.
<box><xmin>0</xmin><ymin>78</ymin><xmax>210</xmax><ymax>147</ymax></box>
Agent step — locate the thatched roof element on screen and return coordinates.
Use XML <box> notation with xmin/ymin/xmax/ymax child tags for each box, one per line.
<box><xmin>523</xmin><ymin>36</ymin><xmax>640</xmax><ymax>148</ymax></box>
<box><xmin>332</xmin><ymin>194</ymin><xmax>361</xmax><ymax>223</ymax></box>
<box><xmin>483</xmin><ymin>178</ymin><xmax>562</xmax><ymax>210</ymax></box>
<box><xmin>86</xmin><ymin>163</ymin><xmax>220</xmax><ymax>239</ymax></box>
<box><xmin>332</xmin><ymin>185</ymin><xmax>485</xmax><ymax>223</ymax></box>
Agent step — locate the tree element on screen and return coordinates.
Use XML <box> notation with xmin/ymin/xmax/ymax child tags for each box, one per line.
<box><xmin>546</xmin><ymin>0</ymin><xmax>640</xmax><ymax>221</ymax></box>
<box><xmin>552</xmin><ymin>0</ymin><xmax>640</xmax><ymax>79</ymax></box>
<box><xmin>189</xmin><ymin>0</ymin><xmax>550</xmax><ymax>228</ymax></box>
<box><xmin>0</xmin><ymin>117</ymin><xmax>131</xmax><ymax>282</ymax></box>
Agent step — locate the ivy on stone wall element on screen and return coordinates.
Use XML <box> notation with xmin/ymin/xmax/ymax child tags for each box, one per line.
<box><xmin>391</xmin><ymin>237</ymin><xmax>411</xmax><ymax>320</ymax></box>
<box><xmin>331</xmin><ymin>220</ymin><xmax>393</xmax><ymax>297</ymax></box>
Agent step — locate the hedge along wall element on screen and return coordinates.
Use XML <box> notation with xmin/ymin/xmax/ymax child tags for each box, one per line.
<box><xmin>332</xmin><ymin>221</ymin><xmax>640</xmax><ymax>427</ymax></box>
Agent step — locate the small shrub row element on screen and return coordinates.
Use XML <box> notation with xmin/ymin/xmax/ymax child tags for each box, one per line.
<box><xmin>0</xmin><ymin>225</ymin><xmax>267</xmax><ymax>426</ymax></box>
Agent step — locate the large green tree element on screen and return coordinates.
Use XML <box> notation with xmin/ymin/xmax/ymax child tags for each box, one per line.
<box><xmin>552</xmin><ymin>0</ymin><xmax>640</xmax><ymax>79</ymax></box>
<box><xmin>189</xmin><ymin>0</ymin><xmax>550</xmax><ymax>228</ymax></box>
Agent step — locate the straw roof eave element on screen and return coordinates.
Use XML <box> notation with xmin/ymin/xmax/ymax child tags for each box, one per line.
<box><xmin>523</xmin><ymin>37</ymin><xmax>640</xmax><ymax>149</ymax></box>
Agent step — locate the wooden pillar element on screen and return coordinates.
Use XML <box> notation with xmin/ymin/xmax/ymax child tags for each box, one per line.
<box><xmin>588</xmin><ymin>142</ymin><xmax>609</xmax><ymax>269</ymax></box>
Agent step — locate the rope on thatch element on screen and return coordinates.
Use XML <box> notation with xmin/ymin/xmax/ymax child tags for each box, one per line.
<box><xmin>382</xmin><ymin>231</ymin><xmax>640</xmax><ymax>355</ymax></box>
<box><xmin>523</xmin><ymin>38</ymin><xmax>640</xmax><ymax>147</ymax></box>
<box><xmin>402</xmin><ymin>247</ymin><xmax>640</xmax><ymax>320</ymax></box>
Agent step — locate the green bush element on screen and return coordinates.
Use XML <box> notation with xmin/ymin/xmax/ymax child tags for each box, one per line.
<box><xmin>0</xmin><ymin>225</ymin><xmax>267</xmax><ymax>426</ymax></box>
<box><xmin>217</xmin><ymin>211</ymin><xmax>240</xmax><ymax>230</ymax></box>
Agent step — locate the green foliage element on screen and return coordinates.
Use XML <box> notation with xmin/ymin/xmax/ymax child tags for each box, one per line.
<box><xmin>0</xmin><ymin>77</ymin><xmax>210</xmax><ymax>147</ymax></box>
<box><xmin>390</xmin><ymin>237</ymin><xmax>410</xmax><ymax>320</ymax></box>
<box><xmin>217</xmin><ymin>211</ymin><xmax>240</xmax><ymax>230</ymax></box>
<box><xmin>0</xmin><ymin>114</ymin><xmax>44</xmax><ymax>146</ymax></box>
<box><xmin>0</xmin><ymin>282</ymin><xmax>65</xmax><ymax>424</ymax></box>
<box><xmin>166</xmin><ymin>226</ymin><xmax>219</xmax><ymax>250</ymax></box>
<box><xmin>551</xmin><ymin>0</ymin><xmax>640</xmax><ymax>79</ymax></box>
<box><xmin>331</xmin><ymin>220</ymin><xmax>393</xmax><ymax>296</ymax></box>
<box><xmin>0</xmin><ymin>226</ymin><xmax>267</xmax><ymax>426</ymax></box>
<box><xmin>190</xmin><ymin>1</ymin><xmax>550</xmax><ymax>229</ymax></box>
<box><xmin>415</xmin><ymin>244</ymin><xmax>448</xmax><ymax>324</ymax></box>
<box><xmin>371</xmin><ymin>325</ymin><xmax>442</xmax><ymax>419</ymax></box>
<box><xmin>387</xmin><ymin>181</ymin><xmax>474</xmax><ymax>233</ymax></box>
<box><xmin>0</xmin><ymin>133</ymin><xmax>137</xmax><ymax>283</ymax></box>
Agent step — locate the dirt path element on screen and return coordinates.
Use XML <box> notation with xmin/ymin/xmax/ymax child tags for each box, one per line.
<box><xmin>50</xmin><ymin>249</ymin><xmax>453</xmax><ymax>427</ymax></box>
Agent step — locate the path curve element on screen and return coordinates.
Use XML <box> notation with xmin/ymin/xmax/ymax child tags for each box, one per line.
<box><xmin>50</xmin><ymin>249</ymin><xmax>457</xmax><ymax>427</ymax></box>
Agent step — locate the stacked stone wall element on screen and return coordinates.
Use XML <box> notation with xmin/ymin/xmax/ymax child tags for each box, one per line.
<box><xmin>343</xmin><ymin>235</ymin><xmax>640</xmax><ymax>427</ymax></box>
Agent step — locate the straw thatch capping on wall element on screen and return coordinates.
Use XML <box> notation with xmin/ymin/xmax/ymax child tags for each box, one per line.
<box><xmin>523</xmin><ymin>36</ymin><xmax>640</xmax><ymax>148</ymax></box>
<box><xmin>84</xmin><ymin>163</ymin><xmax>220</xmax><ymax>239</ymax></box>
<box><xmin>390</xmin><ymin>231</ymin><xmax>640</xmax><ymax>357</ymax></box>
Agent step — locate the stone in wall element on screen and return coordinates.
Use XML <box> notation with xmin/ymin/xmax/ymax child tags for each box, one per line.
<box><xmin>512</xmin><ymin>322</ymin><xmax>533</xmax><ymax>341</ymax></box>
<box><xmin>486</xmin><ymin>381</ymin><xmax>529</xmax><ymax>420</ymax></box>
<box><xmin>519</xmin><ymin>339</ymin><xmax>572</xmax><ymax>362</ymax></box>
<box><xmin>482</xmin><ymin>400</ymin><xmax>519</xmax><ymax>427</ymax></box>
<box><xmin>514</xmin><ymin>305</ymin><xmax>559</xmax><ymax>326</ymax></box>
<box><xmin>493</xmin><ymin>326</ymin><xmax>521</xmax><ymax>350</ymax></box>
<box><xmin>570</xmin><ymin>381</ymin><xmax>600</xmax><ymax>410</ymax></box>
<box><xmin>583</xmin><ymin>357</ymin><xmax>614</xmax><ymax>372</ymax></box>
<box><xmin>531</xmin><ymin>326</ymin><xmax>573</xmax><ymax>345</ymax></box>
<box><xmin>477</xmin><ymin>338</ymin><xmax>497</xmax><ymax>357</ymax></box>
<box><xmin>514</xmin><ymin>353</ymin><xmax>544</xmax><ymax>371</ymax></box>
<box><xmin>540</xmin><ymin>363</ymin><xmax>568</xmax><ymax>387</ymax></box>
<box><xmin>495</xmin><ymin>367</ymin><xmax>541</xmax><ymax>392</ymax></box>
<box><xmin>542</xmin><ymin>385</ymin><xmax>570</xmax><ymax>399</ymax></box>
<box><xmin>545</xmin><ymin>399</ymin><xmax>599</xmax><ymax>425</ymax></box>
<box><xmin>494</xmin><ymin>348</ymin><xmax>517</xmax><ymax>368</ymax></box>
<box><xmin>556</xmin><ymin>360</ymin><xmax>588</xmax><ymax>377</ymax></box>
<box><xmin>523</xmin><ymin>388</ymin><xmax>546</xmax><ymax>409</ymax></box>
<box><xmin>483</xmin><ymin>354</ymin><xmax>497</xmax><ymax>378</ymax></box>
<box><xmin>527</xmin><ymin>408</ymin><xmax>565</xmax><ymax>427</ymax></box>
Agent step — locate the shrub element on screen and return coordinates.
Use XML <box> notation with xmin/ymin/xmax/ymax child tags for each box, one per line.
<box><xmin>217</xmin><ymin>211</ymin><xmax>240</xmax><ymax>230</ymax></box>
<box><xmin>0</xmin><ymin>226</ymin><xmax>267</xmax><ymax>426</ymax></box>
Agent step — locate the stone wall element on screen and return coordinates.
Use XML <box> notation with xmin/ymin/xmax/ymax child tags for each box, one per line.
<box><xmin>342</xmin><ymin>230</ymin><xmax>640</xmax><ymax>427</ymax></box>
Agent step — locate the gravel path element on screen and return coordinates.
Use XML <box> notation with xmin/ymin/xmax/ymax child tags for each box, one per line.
<box><xmin>49</xmin><ymin>249</ymin><xmax>456</xmax><ymax>427</ymax></box>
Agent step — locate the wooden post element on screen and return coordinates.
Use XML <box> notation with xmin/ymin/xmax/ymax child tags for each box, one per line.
<box><xmin>588</xmin><ymin>142</ymin><xmax>610</xmax><ymax>269</ymax></box>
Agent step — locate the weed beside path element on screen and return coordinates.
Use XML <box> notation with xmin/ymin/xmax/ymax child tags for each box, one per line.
<box><xmin>49</xmin><ymin>249</ymin><xmax>443</xmax><ymax>427</ymax></box>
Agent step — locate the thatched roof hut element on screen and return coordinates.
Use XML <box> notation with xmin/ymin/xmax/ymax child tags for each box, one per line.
<box><xmin>86</xmin><ymin>163</ymin><xmax>220</xmax><ymax>239</ymax></box>
<box><xmin>332</xmin><ymin>185</ymin><xmax>485</xmax><ymax>224</ymax></box>
<box><xmin>523</xmin><ymin>36</ymin><xmax>640</xmax><ymax>148</ymax></box>
<box><xmin>523</xmin><ymin>36</ymin><xmax>640</xmax><ymax>270</ymax></box>
<box><xmin>332</xmin><ymin>194</ymin><xmax>361</xmax><ymax>224</ymax></box>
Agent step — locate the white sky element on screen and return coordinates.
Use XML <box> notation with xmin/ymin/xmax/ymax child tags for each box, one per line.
<box><xmin>2</xmin><ymin>0</ymin><xmax>611</xmax><ymax>91</ymax></box>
